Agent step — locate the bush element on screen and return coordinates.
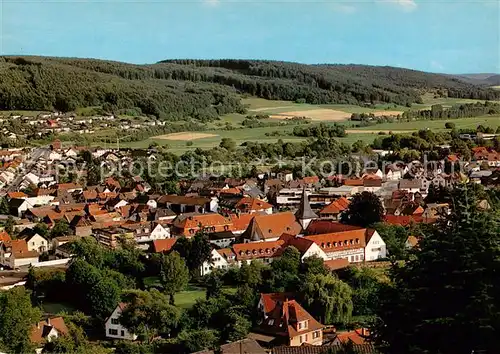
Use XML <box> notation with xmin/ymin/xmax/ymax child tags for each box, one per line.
<box><xmin>445</xmin><ymin>122</ymin><xmax>456</xmax><ymax>129</ymax></box>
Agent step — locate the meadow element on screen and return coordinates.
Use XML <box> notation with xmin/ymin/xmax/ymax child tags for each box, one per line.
<box><xmin>119</xmin><ymin>96</ymin><xmax>498</xmax><ymax>152</ymax></box>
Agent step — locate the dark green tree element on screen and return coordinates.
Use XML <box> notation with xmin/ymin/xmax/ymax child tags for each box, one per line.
<box><xmin>300</xmin><ymin>255</ymin><xmax>329</xmax><ymax>276</ymax></box>
<box><xmin>0</xmin><ymin>287</ymin><xmax>41</xmax><ymax>353</ymax></box>
<box><xmin>372</xmin><ymin>184</ymin><xmax>500</xmax><ymax>353</ymax></box>
<box><xmin>177</xmin><ymin>329</ymin><xmax>218</xmax><ymax>353</ymax></box>
<box><xmin>204</xmin><ymin>270</ymin><xmax>223</xmax><ymax>300</ymax></box>
<box><xmin>120</xmin><ymin>289</ymin><xmax>181</xmax><ymax>343</ymax></box>
<box><xmin>160</xmin><ymin>251</ymin><xmax>189</xmax><ymax>305</ymax></box>
<box><xmin>300</xmin><ymin>273</ymin><xmax>353</xmax><ymax>325</ymax></box>
<box><xmin>341</xmin><ymin>192</ymin><xmax>384</xmax><ymax>227</ymax></box>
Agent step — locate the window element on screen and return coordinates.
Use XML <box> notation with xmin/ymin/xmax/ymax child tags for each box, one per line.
<box><xmin>111</xmin><ymin>318</ymin><xmax>119</xmax><ymax>325</ymax></box>
<box><xmin>313</xmin><ymin>331</ymin><xmax>320</xmax><ymax>339</ymax></box>
<box><xmin>269</xmin><ymin>319</ymin><xmax>274</xmax><ymax>325</ymax></box>
<box><xmin>305</xmin><ymin>334</ymin><xmax>308</xmax><ymax>341</ymax></box>
<box><xmin>121</xmin><ymin>330</ymin><xmax>125</xmax><ymax>337</ymax></box>
<box><xmin>108</xmin><ymin>329</ymin><xmax>118</xmax><ymax>335</ymax></box>
<box><xmin>298</xmin><ymin>322</ymin><xmax>302</xmax><ymax>329</ymax></box>
<box><xmin>300</xmin><ymin>335</ymin><xmax>303</xmax><ymax>343</ymax></box>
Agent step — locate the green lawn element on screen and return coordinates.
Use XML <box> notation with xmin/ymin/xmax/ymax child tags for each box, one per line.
<box><xmin>143</xmin><ymin>278</ymin><xmax>237</xmax><ymax>309</ymax></box>
<box><xmin>174</xmin><ymin>287</ymin><xmax>206</xmax><ymax>309</ymax></box>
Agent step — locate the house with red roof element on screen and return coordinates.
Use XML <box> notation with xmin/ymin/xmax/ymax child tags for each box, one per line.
<box><xmin>30</xmin><ymin>316</ymin><xmax>68</xmax><ymax>347</ymax></box>
<box><xmin>0</xmin><ymin>239</ymin><xmax>39</xmax><ymax>269</ymax></box>
<box><xmin>171</xmin><ymin>213</ymin><xmax>233</xmax><ymax>237</ymax></box>
<box><xmin>255</xmin><ymin>293</ymin><xmax>324</xmax><ymax>346</ymax></box>
<box><xmin>318</xmin><ymin>197</ymin><xmax>350</xmax><ymax>220</ymax></box>
<box><xmin>333</xmin><ymin>328</ymin><xmax>370</xmax><ymax>346</ymax></box>
<box><xmin>235</xmin><ymin>197</ymin><xmax>273</xmax><ymax>215</ymax></box>
<box><xmin>152</xmin><ymin>238</ymin><xmax>177</xmax><ymax>253</ymax></box>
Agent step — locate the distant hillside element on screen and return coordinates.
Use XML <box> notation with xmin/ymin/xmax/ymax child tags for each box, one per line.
<box><xmin>0</xmin><ymin>56</ymin><xmax>499</xmax><ymax>121</ymax></box>
<box><xmin>452</xmin><ymin>73</ymin><xmax>500</xmax><ymax>86</ymax></box>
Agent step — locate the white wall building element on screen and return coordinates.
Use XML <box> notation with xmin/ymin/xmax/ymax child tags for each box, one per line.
<box><xmin>105</xmin><ymin>303</ymin><xmax>138</xmax><ymax>341</ymax></box>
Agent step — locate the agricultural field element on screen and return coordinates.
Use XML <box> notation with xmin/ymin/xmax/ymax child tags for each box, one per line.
<box><xmin>120</xmin><ymin>95</ymin><xmax>500</xmax><ymax>152</ymax></box>
<box><xmin>350</xmin><ymin>115</ymin><xmax>500</xmax><ymax>132</ymax></box>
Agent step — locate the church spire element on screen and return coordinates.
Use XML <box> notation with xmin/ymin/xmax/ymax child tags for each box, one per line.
<box><xmin>295</xmin><ymin>188</ymin><xmax>318</xmax><ymax>229</ymax></box>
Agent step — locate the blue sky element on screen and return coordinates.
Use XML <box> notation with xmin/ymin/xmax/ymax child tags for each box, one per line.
<box><xmin>1</xmin><ymin>0</ymin><xmax>498</xmax><ymax>73</ymax></box>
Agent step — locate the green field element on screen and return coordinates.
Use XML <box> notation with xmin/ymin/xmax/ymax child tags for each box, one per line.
<box><xmin>353</xmin><ymin>115</ymin><xmax>500</xmax><ymax>132</ymax></box>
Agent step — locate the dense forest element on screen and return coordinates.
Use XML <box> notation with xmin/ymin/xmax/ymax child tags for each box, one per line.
<box><xmin>1</xmin><ymin>56</ymin><xmax>499</xmax><ymax>122</ymax></box>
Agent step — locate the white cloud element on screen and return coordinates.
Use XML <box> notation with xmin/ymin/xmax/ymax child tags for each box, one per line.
<box><xmin>335</xmin><ymin>4</ymin><xmax>357</xmax><ymax>14</ymax></box>
<box><xmin>380</xmin><ymin>0</ymin><xmax>418</xmax><ymax>12</ymax></box>
<box><xmin>430</xmin><ymin>60</ymin><xmax>445</xmax><ymax>71</ymax></box>
<box><xmin>202</xmin><ymin>0</ymin><xmax>220</xmax><ymax>7</ymax></box>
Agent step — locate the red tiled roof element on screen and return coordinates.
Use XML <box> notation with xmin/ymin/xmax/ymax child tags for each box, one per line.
<box><xmin>229</xmin><ymin>213</ymin><xmax>259</xmax><ymax>232</ymax></box>
<box><xmin>259</xmin><ymin>299</ymin><xmax>324</xmax><ymax>339</ymax></box>
<box><xmin>242</xmin><ymin>212</ymin><xmax>302</xmax><ymax>241</ymax></box>
<box><xmin>30</xmin><ymin>317</ymin><xmax>69</xmax><ymax>344</ymax></box>
<box><xmin>344</xmin><ymin>178</ymin><xmax>364</xmax><ymax>186</ymax></box>
<box><xmin>319</xmin><ymin>197</ymin><xmax>350</xmax><ymax>215</ymax></box>
<box><xmin>336</xmin><ymin>328</ymin><xmax>370</xmax><ymax>345</ymax></box>
<box><xmin>152</xmin><ymin>239</ymin><xmax>177</xmax><ymax>253</ymax></box>
<box><xmin>301</xmin><ymin>176</ymin><xmax>320</xmax><ymax>184</ymax></box>
<box><xmin>7</xmin><ymin>191</ymin><xmax>27</xmax><ymax>199</ymax></box>
<box><xmin>233</xmin><ymin>240</ymin><xmax>285</xmax><ymax>261</ymax></box>
<box><xmin>0</xmin><ymin>231</ymin><xmax>12</xmax><ymax>243</ymax></box>
<box><xmin>384</xmin><ymin>215</ymin><xmax>437</xmax><ymax>226</ymax></box>
<box><xmin>235</xmin><ymin>197</ymin><xmax>272</xmax><ymax>212</ymax></box>
<box><xmin>324</xmin><ymin>258</ymin><xmax>350</xmax><ymax>271</ymax></box>
<box><xmin>83</xmin><ymin>190</ymin><xmax>98</xmax><ymax>200</ymax></box>
<box><xmin>304</xmin><ymin>229</ymin><xmax>367</xmax><ymax>252</ymax></box>
<box><xmin>173</xmin><ymin>213</ymin><xmax>232</xmax><ymax>230</ymax></box>
<box><xmin>260</xmin><ymin>293</ymin><xmax>295</xmax><ymax>314</ymax></box>
<box><xmin>305</xmin><ymin>220</ymin><xmax>362</xmax><ymax>235</ymax></box>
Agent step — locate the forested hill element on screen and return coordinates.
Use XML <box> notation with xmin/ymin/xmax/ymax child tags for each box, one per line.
<box><xmin>1</xmin><ymin>56</ymin><xmax>499</xmax><ymax>121</ymax></box>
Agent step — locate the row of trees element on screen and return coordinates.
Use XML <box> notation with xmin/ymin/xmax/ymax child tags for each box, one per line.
<box><xmin>293</xmin><ymin>123</ymin><xmax>347</xmax><ymax>138</ymax></box>
<box><xmin>402</xmin><ymin>101</ymin><xmax>500</xmax><ymax>120</ymax></box>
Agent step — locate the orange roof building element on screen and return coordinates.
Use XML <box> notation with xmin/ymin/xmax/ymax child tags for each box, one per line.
<box><xmin>256</xmin><ymin>295</ymin><xmax>324</xmax><ymax>347</ymax></box>
<box><xmin>171</xmin><ymin>213</ymin><xmax>233</xmax><ymax>237</ymax></box>
<box><xmin>241</xmin><ymin>212</ymin><xmax>302</xmax><ymax>242</ymax></box>
<box><xmin>235</xmin><ymin>197</ymin><xmax>273</xmax><ymax>214</ymax></box>
<box><xmin>30</xmin><ymin>317</ymin><xmax>69</xmax><ymax>345</ymax></box>
<box><xmin>152</xmin><ymin>239</ymin><xmax>177</xmax><ymax>253</ymax></box>
<box><xmin>318</xmin><ymin>197</ymin><xmax>350</xmax><ymax>219</ymax></box>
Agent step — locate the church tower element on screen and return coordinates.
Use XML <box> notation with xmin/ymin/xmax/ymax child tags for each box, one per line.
<box><xmin>295</xmin><ymin>188</ymin><xmax>318</xmax><ymax>230</ymax></box>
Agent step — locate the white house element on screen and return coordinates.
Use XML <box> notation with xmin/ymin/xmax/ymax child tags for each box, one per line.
<box><xmin>200</xmin><ymin>249</ymin><xmax>230</xmax><ymax>276</ymax></box>
<box><xmin>0</xmin><ymin>240</ymin><xmax>39</xmax><ymax>269</ymax></box>
<box><xmin>304</xmin><ymin>229</ymin><xmax>387</xmax><ymax>263</ymax></box>
<box><xmin>149</xmin><ymin>223</ymin><xmax>170</xmax><ymax>240</ymax></box>
<box><xmin>105</xmin><ymin>303</ymin><xmax>138</xmax><ymax>341</ymax></box>
<box><xmin>364</xmin><ymin>230</ymin><xmax>387</xmax><ymax>261</ymax></box>
<box><xmin>31</xmin><ymin>317</ymin><xmax>69</xmax><ymax>354</ymax></box>
<box><xmin>9</xmin><ymin>198</ymin><xmax>33</xmax><ymax>218</ymax></box>
<box><xmin>21</xmin><ymin>233</ymin><xmax>50</xmax><ymax>253</ymax></box>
